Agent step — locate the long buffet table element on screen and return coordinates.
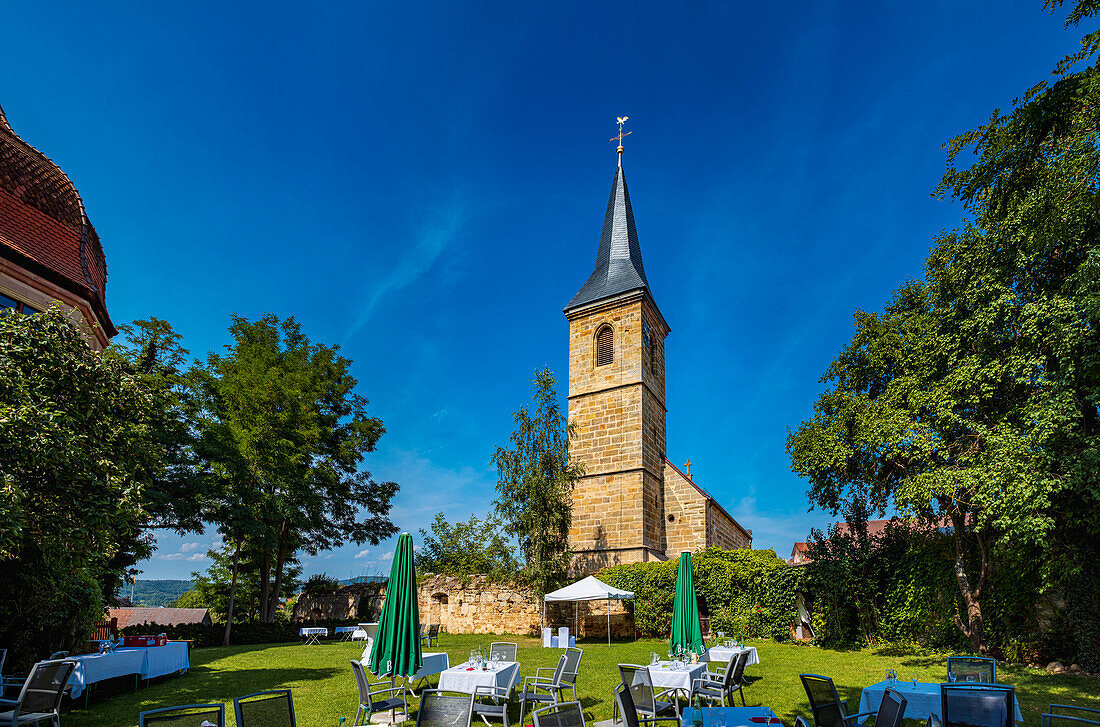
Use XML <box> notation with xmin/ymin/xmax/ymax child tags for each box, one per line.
<box><xmin>67</xmin><ymin>642</ymin><xmax>189</xmax><ymax>699</ymax></box>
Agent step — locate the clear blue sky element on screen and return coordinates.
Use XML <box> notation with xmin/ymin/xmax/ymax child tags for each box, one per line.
<box><xmin>1</xmin><ymin>2</ymin><xmax>1081</xmax><ymax>581</ymax></box>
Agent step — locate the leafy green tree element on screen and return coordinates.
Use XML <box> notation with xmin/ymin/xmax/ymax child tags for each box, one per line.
<box><xmin>189</xmin><ymin>543</ymin><xmax>301</xmax><ymax>623</ymax></box>
<box><xmin>301</xmin><ymin>573</ymin><xmax>340</xmax><ymax>598</ymax></box>
<box><xmin>789</xmin><ymin>0</ymin><xmax>1100</xmax><ymax>661</ymax></box>
<box><xmin>0</xmin><ymin>307</ymin><xmax>162</xmax><ymax>666</ymax></box>
<box><xmin>415</xmin><ymin>512</ymin><xmax>520</xmax><ymax>577</ymax></box>
<box><xmin>492</xmin><ymin>368</ymin><xmax>583</xmax><ymax>595</ymax></box>
<box><xmin>192</xmin><ymin>314</ymin><xmax>398</xmax><ymax>643</ymax></box>
<box><xmin>171</xmin><ymin>589</ymin><xmax>208</xmax><ymax>610</ymax></box>
<box><xmin>106</xmin><ymin>318</ymin><xmax>206</xmax><ymax>533</ymax></box>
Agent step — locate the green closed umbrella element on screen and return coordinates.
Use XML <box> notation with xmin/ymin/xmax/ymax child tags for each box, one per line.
<box><xmin>369</xmin><ymin>532</ymin><xmax>423</xmax><ymax>678</ymax></box>
<box><xmin>670</xmin><ymin>552</ymin><xmax>704</xmax><ymax>656</ymax></box>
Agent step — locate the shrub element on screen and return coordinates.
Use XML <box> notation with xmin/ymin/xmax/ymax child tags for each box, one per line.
<box><xmin>598</xmin><ymin>548</ymin><xmax>802</xmax><ymax>641</ymax></box>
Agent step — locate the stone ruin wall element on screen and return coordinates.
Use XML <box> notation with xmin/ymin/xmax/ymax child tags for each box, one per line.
<box><xmin>292</xmin><ymin>574</ymin><xmax>635</xmax><ymax>638</ymax></box>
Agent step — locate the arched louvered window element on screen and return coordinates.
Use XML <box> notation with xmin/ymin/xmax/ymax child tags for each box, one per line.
<box><xmin>595</xmin><ymin>325</ymin><xmax>614</xmax><ymax>366</ymax></box>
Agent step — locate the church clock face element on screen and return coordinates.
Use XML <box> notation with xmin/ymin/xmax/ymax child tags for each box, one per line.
<box><xmin>642</xmin><ymin>319</ymin><xmax>651</xmax><ymax>348</ymax></box>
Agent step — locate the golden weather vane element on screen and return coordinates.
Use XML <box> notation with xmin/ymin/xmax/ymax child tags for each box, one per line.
<box><xmin>611</xmin><ymin>116</ymin><xmax>631</xmax><ymax>165</ymax></box>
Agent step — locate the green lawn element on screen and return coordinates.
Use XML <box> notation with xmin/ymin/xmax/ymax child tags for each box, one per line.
<box><xmin>62</xmin><ymin>635</ymin><xmax>1098</xmax><ymax>727</ymax></box>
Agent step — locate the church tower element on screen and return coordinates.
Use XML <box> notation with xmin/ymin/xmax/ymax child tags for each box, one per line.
<box><xmin>564</xmin><ymin>148</ymin><xmax>671</xmax><ymax>573</ymax></box>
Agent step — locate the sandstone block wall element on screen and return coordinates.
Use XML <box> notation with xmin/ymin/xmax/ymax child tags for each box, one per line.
<box><xmin>664</xmin><ymin>460</ymin><xmax>709</xmax><ymax>555</ymax></box>
<box><xmin>567</xmin><ymin>294</ymin><xmax>669</xmax><ymax>572</ymax></box>
<box><xmin>419</xmin><ymin>575</ymin><xmax>545</xmax><ymax>635</ymax></box>
<box><xmin>707</xmin><ymin>502</ymin><xmax>752</xmax><ymax>550</ymax></box>
<box><xmin>293</xmin><ymin>583</ymin><xmax>385</xmax><ymax>622</ymax></box>
<box><xmin>291</xmin><ymin>575</ymin><xmax>642</xmax><ymax>639</ymax></box>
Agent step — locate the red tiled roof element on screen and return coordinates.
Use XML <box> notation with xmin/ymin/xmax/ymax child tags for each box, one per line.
<box><xmin>108</xmin><ymin>607</ymin><xmax>211</xmax><ymax>629</ymax></box>
<box><xmin>0</xmin><ymin>104</ymin><xmax>113</xmax><ymax>337</ymax></box>
<box><xmin>833</xmin><ymin>519</ymin><xmax>894</xmax><ymax>538</ymax></box>
<box><xmin>0</xmin><ymin>186</ymin><xmax>87</xmax><ymax>290</ymax></box>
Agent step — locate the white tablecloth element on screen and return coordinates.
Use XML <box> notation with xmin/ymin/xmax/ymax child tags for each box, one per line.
<box><xmin>645</xmin><ymin>662</ymin><xmax>708</xmax><ymax>693</ymax></box>
<box><xmin>360</xmin><ymin>651</ymin><xmax>450</xmax><ymax>680</ymax></box>
<box><xmin>437</xmin><ymin>661</ymin><xmax>520</xmax><ymax>693</ymax></box>
<box><xmin>120</xmin><ymin>643</ymin><xmax>190</xmax><ymax>680</ymax></box>
<box><xmin>705</xmin><ymin>646</ymin><xmax>760</xmax><ymax>667</ymax></box>
<box><xmin>299</xmin><ymin>627</ymin><xmax>328</xmax><ymax>636</ymax></box>
<box><xmin>857</xmin><ymin>681</ymin><xmax>1023</xmax><ymax>724</ymax></box>
<box><xmin>335</xmin><ymin>626</ymin><xmax>358</xmax><ymax>634</ymax></box>
<box><xmin>66</xmin><ymin>650</ymin><xmax>145</xmax><ymax>698</ymax></box>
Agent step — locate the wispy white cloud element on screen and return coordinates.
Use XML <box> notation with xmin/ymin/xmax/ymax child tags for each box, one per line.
<box><xmin>729</xmin><ymin>494</ymin><xmax>829</xmax><ymax>557</ymax></box>
<box><xmin>354</xmin><ymin>549</ymin><xmax>371</xmax><ymax>560</ymax></box>
<box><xmin>180</xmin><ymin>542</ymin><xmax>203</xmax><ymax>553</ymax></box>
<box><xmin>162</xmin><ymin>550</ymin><xmax>210</xmax><ymax>563</ymax></box>
<box><xmin>344</xmin><ymin>196</ymin><xmax>468</xmax><ymax>344</ymax></box>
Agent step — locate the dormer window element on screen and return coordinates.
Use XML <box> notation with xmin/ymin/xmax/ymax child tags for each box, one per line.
<box><xmin>596</xmin><ymin>324</ymin><xmax>614</xmax><ymax>366</ymax></box>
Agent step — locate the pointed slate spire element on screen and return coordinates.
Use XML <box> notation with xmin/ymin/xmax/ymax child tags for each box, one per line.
<box><xmin>564</xmin><ymin>164</ymin><xmax>650</xmax><ymax>313</ymax></box>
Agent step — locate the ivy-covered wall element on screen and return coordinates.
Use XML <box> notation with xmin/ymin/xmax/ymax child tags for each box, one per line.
<box><xmin>802</xmin><ymin>519</ymin><xmax>1078</xmax><ymax>665</ymax></box>
<box><xmin>598</xmin><ymin>548</ymin><xmax>803</xmax><ymax>641</ymax></box>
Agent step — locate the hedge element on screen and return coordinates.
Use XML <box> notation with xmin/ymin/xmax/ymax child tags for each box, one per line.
<box><xmin>119</xmin><ymin>620</ymin><xmax>361</xmax><ymax>648</ymax></box>
<box><xmin>597</xmin><ymin>547</ymin><xmax>803</xmax><ymax>642</ymax></box>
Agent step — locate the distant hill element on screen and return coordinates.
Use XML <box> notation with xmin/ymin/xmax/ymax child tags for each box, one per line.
<box><xmin>119</xmin><ymin>580</ymin><xmax>193</xmax><ymax>607</ymax></box>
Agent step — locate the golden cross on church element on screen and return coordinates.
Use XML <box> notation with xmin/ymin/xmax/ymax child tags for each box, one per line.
<box><xmin>684</xmin><ymin>458</ymin><xmax>693</xmax><ymax>478</ymax></box>
<box><xmin>611</xmin><ymin>116</ymin><xmax>631</xmax><ymax>166</ymax></box>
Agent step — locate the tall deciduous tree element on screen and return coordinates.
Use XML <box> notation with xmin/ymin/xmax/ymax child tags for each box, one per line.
<box><xmin>416</xmin><ymin>512</ymin><xmax>520</xmax><ymax>577</ymax></box>
<box><xmin>0</xmin><ymin>307</ymin><xmax>162</xmax><ymax>666</ymax></box>
<box><xmin>106</xmin><ymin>318</ymin><xmax>206</xmax><ymax>534</ymax></box>
<box><xmin>492</xmin><ymin>368</ymin><xmax>583</xmax><ymax>595</ymax></box>
<box><xmin>193</xmin><ymin>314</ymin><xmax>398</xmax><ymax>643</ymax></box>
<box><xmin>790</xmin><ymin>0</ymin><xmax>1100</xmax><ymax>662</ymax></box>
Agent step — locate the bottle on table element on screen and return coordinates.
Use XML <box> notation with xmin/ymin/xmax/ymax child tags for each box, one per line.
<box><xmin>692</xmin><ymin>696</ymin><xmax>704</xmax><ymax>727</ymax></box>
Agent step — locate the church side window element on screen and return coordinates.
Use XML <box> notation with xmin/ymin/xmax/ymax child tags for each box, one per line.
<box><xmin>595</xmin><ymin>324</ymin><xmax>614</xmax><ymax>366</ymax></box>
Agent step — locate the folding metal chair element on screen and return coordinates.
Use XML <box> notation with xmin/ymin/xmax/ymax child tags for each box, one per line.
<box><xmin>800</xmin><ymin>673</ymin><xmax>873</xmax><ymax>727</ymax></box>
<box><xmin>947</xmin><ymin>657</ymin><xmax>997</xmax><ymax>684</ymax></box>
<box><xmin>234</xmin><ymin>689</ymin><xmax>296</xmax><ymax>727</ymax></box>
<box><xmin>931</xmin><ymin>684</ymin><xmax>1016</xmax><ymax>727</ymax></box>
<box><xmin>0</xmin><ymin>659</ymin><xmax>76</xmax><ymax>727</ymax></box>
<box><xmin>473</xmin><ymin>663</ymin><xmax>520</xmax><ymax>727</ymax></box>
<box><xmin>417</xmin><ymin>689</ymin><xmax>474</xmax><ymax>727</ymax></box>
<box><xmin>350</xmin><ymin>660</ymin><xmax>409</xmax><ymax>726</ymax></box>
<box><xmin>489</xmin><ymin>643</ymin><xmax>518</xmax><ymax>662</ymax></box>
<box><xmin>139</xmin><ymin>702</ymin><xmax>225</xmax><ymax>727</ymax></box>
<box><xmin>533</xmin><ymin>701</ymin><xmax>586</xmax><ymax>727</ymax></box>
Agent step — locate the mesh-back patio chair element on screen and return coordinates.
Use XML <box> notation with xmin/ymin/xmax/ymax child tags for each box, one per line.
<box><xmin>533</xmin><ymin>701</ymin><xmax>586</xmax><ymax>727</ymax></box>
<box><xmin>616</xmin><ymin>665</ymin><xmax>678</xmax><ymax>723</ymax></box>
<box><xmin>234</xmin><ymin>689</ymin><xmax>296</xmax><ymax>727</ymax></box>
<box><xmin>519</xmin><ymin>653</ymin><xmax>569</xmax><ymax>726</ymax></box>
<box><xmin>472</xmin><ymin>663</ymin><xmax>520</xmax><ymax>727</ymax></box>
<box><xmin>1042</xmin><ymin>704</ymin><xmax>1100</xmax><ymax>727</ymax></box>
<box><xmin>139</xmin><ymin>703</ymin><xmax>225</xmax><ymax>727</ymax></box>
<box><xmin>692</xmin><ymin>649</ymin><xmax>748</xmax><ymax>707</ymax></box>
<box><xmin>560</xmin><ymin>648</ymin><xmax>583</xmax><ymax>702</ymax></box>
<box><xmin>416</xmin><ymin>689</ymin><xmax>474</xmax><ymax>727</ymax></box>
<box><xmin>0</xmin><ymin>659</ymin><xmax>76</xmax><ymax>727</ymax></box>
<box><xmin>947</xmin><ymin>657</ymin><xmax>997</xmax><ymax>684</ymax></box>
<box><xmin>45</xmin><ymin>654</ymin><xmax>67</xmax><ymax>662</ymax></box>
<box><xmin>350</xmin><ymin>659</ymin><xmax>410</xmax><ymax>726</ymax></box>
<box><xmin>613</xmin><ymin>683</ymin><xmax>680</xmax><ymax>727</ymax></box>
<box><xmin>800</xmin><ymin>674</ymin><xmax>874</xmax><ymax>727</ymax></box>
<box><xmin>422</xmin><ymin>624</ymin><xmax>441</xmax><ymax>647</ymax></box>
<box><xmin>931</xmin><ymin>684</ymin><xmax>1016</xmax><ymax>727</ymax></box>
<box><xmin>489</xmin><ymin>643</ymin><xmax>518</xmax><ymax>662</ymax></box>
<box><xmin>873</xmin><ymin>689</ymin><xmax>907</xmax><ymax>727</ymax></box>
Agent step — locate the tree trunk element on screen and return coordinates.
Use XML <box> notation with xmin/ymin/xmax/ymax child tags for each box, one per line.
<box><xmin>266</xmin><ymin>521</ymin><xmax>289</xmax><ymax>622</ymax></box>
<box><xmin>948</xmin><ymin>511</ymin><xmax>989</xmax><ymax>654</ymax></box>
<box><xmin>258</xmin><ymin>550</ymin><xmax>272</xmax><ymax>625</ymax></box>
<box><xmin>223</xmin><ymin>538</ymin><xmax>242</xmax><ymax>647</ymax></box>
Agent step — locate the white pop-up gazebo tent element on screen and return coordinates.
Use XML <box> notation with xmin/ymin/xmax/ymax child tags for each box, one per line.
<box><xmin>543</xmin><ymin>575</ymin><xmax>635</xmax><ymax>646</ymax></box>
